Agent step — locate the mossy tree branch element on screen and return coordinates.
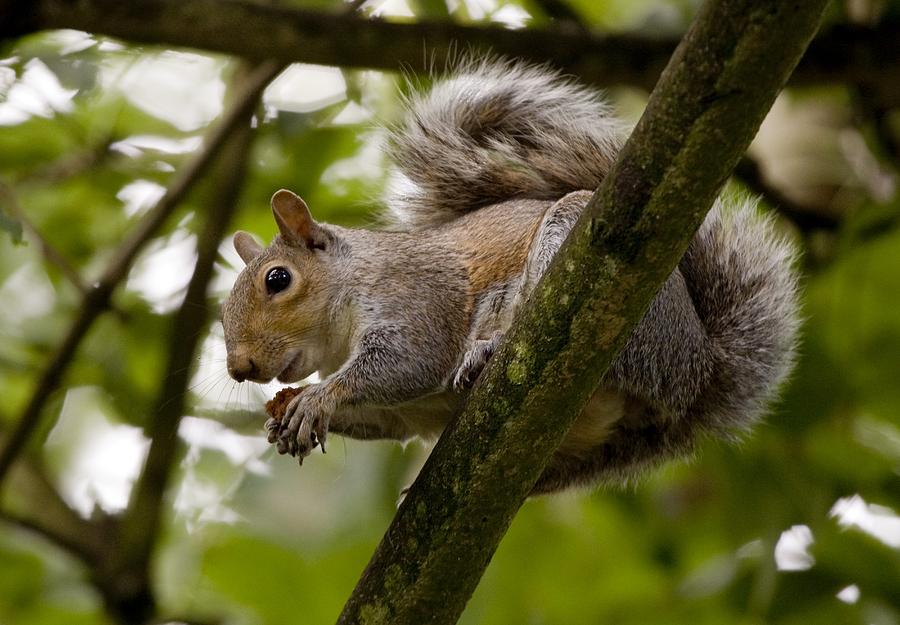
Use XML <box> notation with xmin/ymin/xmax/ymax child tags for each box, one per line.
<box><xmin>0</xmin><ymin>0</ymin><xmax>894</xmax><ymax>92</ymax></box>
<box><xmin>337</xmin><ymin>1</ymin><xmax>828</xmax><ymax>624</ymax></box>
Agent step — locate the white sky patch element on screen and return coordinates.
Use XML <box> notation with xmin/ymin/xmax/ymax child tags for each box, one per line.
<box><xmin>174</xmin><ymin>417</ymin><xmax>273</xmax><ymax>530</ymax></box>
<box><xmin>0</xmin><ymin>58</ymin><xmax>77</xmax><ymax>126</ymax></box>
<box><xmin>0</xmin><ymin>262</ymin><xmax>56</xmax><ymax>324</ymax></box>
<box><xmin>774</xmin><ymin>525</ymin><xmax>815</xmax><ymax>571</ymax></box>
<box><xmin>320</xmin><ymin>132</ymin><xmax>385</xmax><ymax>194</ymax></box>
<box><xmin>264</xmin><ymin>64</ymin><xmax>347</xmax><ymax>114</ymax></box>
<box><xmin>331</xmin><ymin>101</ymin><xmax>373</xmax><ymax>125</ymax></box>
<box><xmin>836</xmin><ymin>584</ymin><xmax>860</xmax><ymax>604</ymax></box>
<box><xmin>492</xmin><ymin>4</ymin><xmax>530</xmax><ymax>27</ymax></box>
<box><xmin>208</xmin><ymin>237</ymin><xmax>244</xmax><ymax>297</ymax></box>
<box><xmin>371</xmin><ymin>0</ymin><xmax>415</xmax><ymax>18</ymax></box>
<box><xmin>0</xmin><ymin>66</ymin><xmax>15</xmax><ymax>95</ymax></box>
<box><xmin>46</xmin><ymin>30</ymin><xmax>97</xmax><ymax>55</ymax></box>
<box><xmin>127</xmin><ymin>228</ymin><xmax>197</xmax><ymax>313</ymax></box>
<box><xmin>461</xmin><ymin>0</ymin><xmax>497</xmax><ymax>19</ymax></box>
<box><xmin>173</xmin><ymin>470</ymin><xmax>242</xmax><ymax>529</ymax></box>
<box><xmin>111</xmin><ymin>134</ymin><xmax>203</xmax><ymax>157</ymax></box>
<box><xmin>107</xmin><ymin>52</ymin><xmax>225</xmax><ymax>132</ymax></box>
<box><xmin>46</xmin><ymin>387</ymin><xmax>150</xmax><ymax>517</ymax></box>
<box><xmin>179</xmin><ymin>417</ymin><xmax>270</xmax><ymax>473</ymax></box>
<box><xmin>830</xmin><ymin>494</ymin><xmax>900</xmax><ymax>549</ymax></box>
<box><xmin>98</xmin><ymin>40</ymin><xmax>124</xmax><ymax>52</ymax></box>
<box><xmin>117</xmin><ymin>179</ymin><xmax>167</xmax><ymax>217</ymax></box>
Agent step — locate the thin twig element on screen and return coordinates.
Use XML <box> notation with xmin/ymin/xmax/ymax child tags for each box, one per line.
<box><xmin>117</xmin><ymin>59</ymin><xmax>282</xmax><ymax>589</ymax></box>
<box><xmin>530</xmin><ymin>0</ymin><xmax>587</xmax><ymax>28</ymax></box>
<box><xmin>0</xmin><ymin>60</ymin><xmax>284</xmax><ymax>487</ymax></box>
<box><xmin>344</xmin><ymin>0</ymin><xmax>368</xmax><ymax>14</ymax></box>
<box><xmin>0</xmin><ymin>181</ymin><xmax>92</xmax><ymax>294</ymax></box>
<box><xmin>0</xmin><ymin>458</ymin><xmax>106</xmax><ymax>563</ymax></box>
<box><xmin>0</xmin><ymin>509</ymin><xmax>97</xmax><ymax>561</ymax></box>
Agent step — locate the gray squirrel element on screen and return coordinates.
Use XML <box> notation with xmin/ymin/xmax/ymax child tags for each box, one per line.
<box><xmin>222</xmin><ymin>59</ymin><xmax>800</xmax><ymax>493</ymax></box>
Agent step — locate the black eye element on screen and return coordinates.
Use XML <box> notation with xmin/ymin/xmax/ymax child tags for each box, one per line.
<box><xmin>265</xmin><ymin>267</ymin><xmax>292</xmax><ymax>294</ymax></box>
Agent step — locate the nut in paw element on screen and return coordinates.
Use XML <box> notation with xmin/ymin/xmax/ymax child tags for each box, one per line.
<box><xmin>266</xmin><ymin>385</ymin><xmax>333</xmax><ymax>461</ymax></box>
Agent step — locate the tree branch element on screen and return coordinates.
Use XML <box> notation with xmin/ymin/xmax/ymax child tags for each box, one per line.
<box><xmin>1</xmin><ymin>0</ymin><xmax>891</xmax><ymax>91</ymax></box>
<box><xmin>0</xmin><ymin>181</ymin><xmax>94</xmax><ymax>295</ymax></box>
<box><xmin>103</xmin><ymin>61</ymin><xmax>281</xmax><ymax>625</ymax></box>
<box><xmin>0</xmin><ymin>509</ymin><xmax>96</xmax><ymax>561</ymax></box>
<box><xmin>0</xmin><ymin>458</ymin><xmax>107</xmax><ymax>564</ymax></box>
<box><xmin>337</xmin><ymin>1</ymin><xmax>828</xmax><ymax>624</ymax></box>
<box><xmin>0</xmin><ymin>61</ymin><xmax>285</xmax><ymax>487</ymax></box>
<box><xmin>530</xmin><ymin>0</ymin><xmax>586</xmax><ymax>28</ymax></box>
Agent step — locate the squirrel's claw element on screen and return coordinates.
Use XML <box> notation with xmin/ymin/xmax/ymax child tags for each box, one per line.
<box><xmin>264</xmin><ymin>417</ymin><xmax>281</xmax><ymax>444</ymax></box>
<box><xmin>275</xmin><ymin>435</ymin><xmax>291</xmax><ymax>455</ymax></box>
<box><xmin>271</xmin><ymin>387</ymin><xmax>333</xmax><ymax>463</ymax></box>
<box><xmin>453</xmin><ymin>333</ymin><xmax>502</xmax><ymax>391</ymax></box>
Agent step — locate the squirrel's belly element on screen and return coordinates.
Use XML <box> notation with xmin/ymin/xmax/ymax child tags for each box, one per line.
<box><xmin>392</xmin><ymin>390</ymin><xmax>464</xmax><ymax>440</ymax></box>
<box><xmin>557</xmin><ymin>389</ymin><xmax>626</xmax><ymax>457</ymax></box>
<box><xmin>390</xmin><ymin>387</ymin><xmax>627</xmax><ymax>454</ymax></box>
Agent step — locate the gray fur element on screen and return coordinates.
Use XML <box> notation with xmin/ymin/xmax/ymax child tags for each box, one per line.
<box><xmin>530</xmin><ymin>197</ymin><xmax>798</xmax><ymax>492</ymax></box>
<box><xmin>386</xmin><ymin>58</ymin><xmax>625</xmax><ymax>229</ymax></box>
<box><xmin>386</xmin><ymin>60</ymin><xmax>798</xmax><ymax>489</ymax></box>
<box><xmin>224</xmin><ymin>58</ymin><xmax>799</xmax><ymax>492</ymax></box>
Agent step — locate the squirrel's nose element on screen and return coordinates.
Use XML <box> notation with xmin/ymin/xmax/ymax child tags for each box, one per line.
<box><xmin>227</xmin><ymin>354</ymin><xmax>260</xmax><ymax>383</ymax></box>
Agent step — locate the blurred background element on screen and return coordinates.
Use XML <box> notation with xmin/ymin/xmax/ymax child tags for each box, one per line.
<box><xmin>1</xmin><ymin>0</ymin><xmax>899</xmax><ymax>624</ymax></box>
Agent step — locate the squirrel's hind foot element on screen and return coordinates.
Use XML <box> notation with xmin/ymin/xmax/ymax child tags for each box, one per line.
<box><xmin>453</xmin><ymin>332</ymin><xmax>503</xmax><ymax>391</ymax></box>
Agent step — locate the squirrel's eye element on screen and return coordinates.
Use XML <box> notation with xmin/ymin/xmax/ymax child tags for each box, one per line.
<box><xmin>265</xmin><ymin>267</ymin><xmax>292</xmax><ymax>294</ymax></box>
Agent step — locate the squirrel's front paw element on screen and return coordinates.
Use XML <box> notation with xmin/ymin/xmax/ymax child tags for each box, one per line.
<box><xmin>453</xmin><ymin>332</ymin><xmax>503</xmax><ymax>391</ymax></box>
<box><xmin>274</xmin><ymin>389</ymin><xmax>333</xmax><ymax>463</ymax></box>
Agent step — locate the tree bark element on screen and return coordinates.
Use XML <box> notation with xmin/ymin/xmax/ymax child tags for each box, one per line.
<box><xmin>337</xmin><ymin>1</ymin><xmax>828</xmax><ymax>624</ymax></box>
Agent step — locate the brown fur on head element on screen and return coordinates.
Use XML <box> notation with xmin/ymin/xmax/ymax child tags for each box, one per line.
<box><xmin>223</xmin><ymin>190</ymin><xmax>340</xmax><ymax>384</ymax></box>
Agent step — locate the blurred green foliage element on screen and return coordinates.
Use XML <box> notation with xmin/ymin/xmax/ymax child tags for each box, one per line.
<box><xmin>1</xmin><ymin>1</ymin><xmax>899</xmax><ymax>624</ymax></box>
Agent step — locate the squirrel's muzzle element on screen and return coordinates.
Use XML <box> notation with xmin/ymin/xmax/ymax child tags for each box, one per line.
<box><xmin>227</xmin><ymin>352</ymin><xmax>261</xmax><ymax>383</ymax></box>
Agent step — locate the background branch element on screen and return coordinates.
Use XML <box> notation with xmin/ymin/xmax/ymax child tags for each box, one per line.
<box><xmin>102</xmin><ymin>60</ymin><xmax>281</xmax><ymax>625</ymax></box>
<box><xmin>0</xmin><ymin>60</ymin><xmax>285</xmax><ymax>487</ymax></box>
<box><xmin>0</xmin><ymin>0</ymin><xmax>892</xmax><ymax>92</ymax></box>
<box><xmin>530</xmin><ymin>0</ymin><xmax>587</xmax><ymax>28</ymax></box>
<box><xmin>0</xmin><ymin>458</ymin><xmax>106</xmax><ymax>563</ymax></box>
<box><xmin>338</xmin><ymin>1</ymin><xmax>828</xmax><ymax>623</ymax></box>
<box><xmin>0</xmin><ymin>181</ymin><xmax>94</xmax><ymax>296</ymax></box>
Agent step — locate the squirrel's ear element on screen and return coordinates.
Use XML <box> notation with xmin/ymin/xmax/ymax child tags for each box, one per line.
<box><xmin>271</xmin><ymin>189</ymin><xmax>330</xmax><ymax>250</ymax></box>
<box><xmin>233</xmin><ymin>231</ymin><xmax>263</xmax><ymax>264</ymax></box>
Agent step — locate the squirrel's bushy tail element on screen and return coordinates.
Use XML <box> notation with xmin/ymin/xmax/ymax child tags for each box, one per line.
<box><xmin>578</xmin><ymin>197</ymin><xmax>800</xmax><ymax>487</ymax></box>
<box><xmin>386</xmin><ymin>58</ymin><xmax>624</xmax><ymax>229</ymax></box>
<box><xmin>683</xmin><ymin>200</ymin><xmax>800</xmax><ymax>437</ymax></box>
